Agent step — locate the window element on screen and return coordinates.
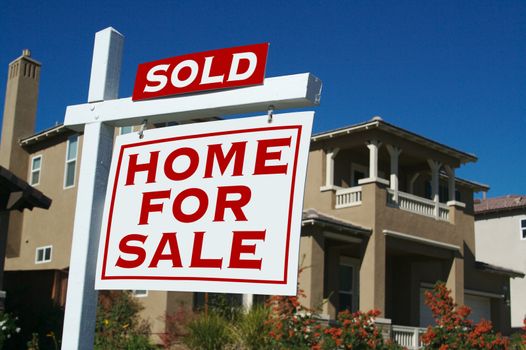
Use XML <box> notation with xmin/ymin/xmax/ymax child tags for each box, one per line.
<box><xmin>120</xmin><ymin>126</ymin><xmax>133</xmax><ymax>135</ymax></box>
<box><xmin>338</xmin><ymin>257</ymin><xmax>359</xmax><ymax>312</ymax></box>
<box><xmin>131</xmin><ymin>290</ymin><xmax>148</xmax><ymax>297</ymax></box>
<box><xmin>30</xmin><ymin>155</ymin><xmax>42</xmax><ymax>185</ymax></box>
<box><xmin>64</xmin><ymin>136</ymin><xmax>78</xmax><ymax>188</ymax></box>
<box><xmin>35</xmin><ymin>246</ymin><xmax>52</xmax><ymax>263</ymax></box>
<box><xmin>351</xmin><ymin>163</ymin><xmax>368</xmax><ymax>186</ymax></box>
<box><xmin>194</xmin><ymin>293</ymin><xmax>242</xmax><ymax>311</ymax></box>
<box><xmin>521</xmin><ymin>219</ymin><xmax>526</xmax><ymax>240</ymax></box>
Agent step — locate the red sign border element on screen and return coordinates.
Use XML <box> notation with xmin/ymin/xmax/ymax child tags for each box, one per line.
<box><xmin>101</xmin><ymin>124</ymin><xmax>303</xmax><ymax>285</ymax></box>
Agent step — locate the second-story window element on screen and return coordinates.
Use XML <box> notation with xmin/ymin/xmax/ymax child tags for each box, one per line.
<box><xmin>120</xmin><ymin>126</ymin><xmax>133</xmax><ymax>135</ymax></box>
<box><xmin>35</xmin><ymin>245</ymin><xmax>52</xmax><ymax>264</ymax></box>
<box><xmin>131</xmin><ymin>290</ymin><xmax>148</xmax><ymax>297</ymax></box>
<box><xmin>30</xmin><ymin>155</ymin><xmax>42</xmax><ymax>186</ymax></box>
<box><xmin>64</xmin><ymin>136</ymin><xmax>78</xmax><ymax>188</ymax></box>
<box><xmin>521</xmin><ymin>219</ymin><xmax>526</xmax><ymax>240</ymax></box>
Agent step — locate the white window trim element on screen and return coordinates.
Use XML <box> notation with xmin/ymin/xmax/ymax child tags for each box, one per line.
<box><xmin>35</xmin><ymin>245</ymin><xmax>52</xmax><ymax>264</ymax></box>
<box><xmin>520</xmin><ymin>218</ymin><xmax>526</xmax><ymax>241</ymax></box>
<box><xmin>30</xmin><ymin>155</ymin><xmax>42</xmax><ymax>186</ymax></box>
<box><xmin>131</xmin><ymin>290</ymin><xmax>148</xmax><ymax>297</ymax></box>
<box><xmin>339</xmin><ymin>256</ymin><xmax>360</xmax><ymax>312</ymax></box>
<box><xmin>64</xmin><ymin>136</ymin><xmax>78</xmax><ymax>189</ymax></box>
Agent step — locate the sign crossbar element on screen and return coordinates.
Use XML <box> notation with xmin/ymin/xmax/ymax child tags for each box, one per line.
<box><xmin>65</xmin><ymin>73</ymin><xmax>321</xmax><ymax>129</ymax></box>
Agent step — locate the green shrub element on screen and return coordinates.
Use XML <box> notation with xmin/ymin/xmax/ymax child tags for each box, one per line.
<box><xmin>184</xmin><ymin>312</ymin><xmax>234</xmax><ymax>350</ymax></box>
<box><xmin>0</xmin><ymin>312</ymin><xmax>20</xmax><ymax>348</ymax></box>
<box><xmin>235</xmin><ymin>305</ymin><xmax>272</xmax><ymax>350</ymax></box>
<box><xmin>94</xmin><ymin>290</ymin><xmax>155</xmax><ymax>350</ymax></box>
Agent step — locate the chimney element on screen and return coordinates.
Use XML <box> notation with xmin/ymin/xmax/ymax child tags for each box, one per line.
<box><xmin>0</xmin><ymin>50</ymin><xmax>41</xmax><ymax>177</ymax></box>
<box><xmin>0</xmin><ymin>50</ymin><xmax>41</xmax><ymax>258</ymax></box>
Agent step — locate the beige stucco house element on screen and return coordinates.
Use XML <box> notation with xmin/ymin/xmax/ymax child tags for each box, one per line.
<box><xmin>297</xmin><ymin>118</ymin><xmax>522</xmax><ymax>337</ymax></box>
<box><xmin>475</xmin><ymin>195</ymin><xmax>526</xmax><ymax>329</ymax></box>
<box><xmin>1</xmin><ymin>51</ymin><xmax>520</xmax><ymax>346</ymax></box>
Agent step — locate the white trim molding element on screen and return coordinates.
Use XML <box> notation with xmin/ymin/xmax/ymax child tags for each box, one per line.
<box><xmin>447</xmin><ymin>200</ymin><xmax>466</xmax><ymax>208</ymax></box>
<box><xmin>383</xmin><ymin>229</ymin><xmax>461</xmax><ymax>251</ymax></box>
<box><xmin>358</xmin><ymin>177</ymin><xmax>390</xmax><ymax>186</ymax></box>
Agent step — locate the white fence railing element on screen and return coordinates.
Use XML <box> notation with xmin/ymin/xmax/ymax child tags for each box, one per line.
<box><xmin>387</xmin><ymin>189</ymin><xmax>449</xmax><ymax>222</ymax></box>
<box><xmin>335</xmin><ymin>186</ymin><xmax>362</xmax><ymax>208</ymax></box>
<box><xmin>392</xmin><ymin>325</ymin><xmax>426</xmax><ymax>349</ymax></box>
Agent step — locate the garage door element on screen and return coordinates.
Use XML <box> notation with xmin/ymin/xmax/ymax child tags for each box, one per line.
<box><xmin>464</xmin><ymin>294</ymin><xmax>491</xmax><ymax>323</ymax></box>
<box><xmin>420</xmin><ymin>289</ymin><xmax>492</xmax><ymax>327</ymax></box>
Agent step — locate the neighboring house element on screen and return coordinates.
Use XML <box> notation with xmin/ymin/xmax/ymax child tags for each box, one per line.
<box><xmin>475</xmin><ymin>195</ymin><xmax>526</xmax><ymax>329</ymax></box>
<box><xmin>0</xmin><ymin>51</ymin><xmax>519</xmax><ymax>345</ymax></box>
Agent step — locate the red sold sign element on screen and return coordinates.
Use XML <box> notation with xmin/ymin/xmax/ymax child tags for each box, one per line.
<box><xmin>132</xmin><ymin>43</ymin><xmax>269</xmax><ymax>101</ymax></box>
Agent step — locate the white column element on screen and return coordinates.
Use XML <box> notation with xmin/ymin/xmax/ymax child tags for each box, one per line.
<box><xmin>444</xmin><ymin>165</ymin><xmax>455</xmax><ymax>202</ymax></box>
<box><xmin>324</xmin><ymin>148</ymin><xmax>340</xmax><ymax>188</ymax></box>
<box><xmin>62</xmin><ymin>28</ymin><xmax>123</xmax><ymax>350</ymax></box>
<box><xmin>242</xmin><ymin>294</ymin><xmax>254</xmax><ymax>311</ymax></box>
<box><xmin>367</xmin><ymin>140</ymin><xmax>381</xmax><ymax>180</ymax></box>
<box><xmin>386</xmin><ymin>145</ymin><xmax>402</xmax><ymax>202</ymax></box>
<box><xmin>427</xmin><ymin>159</ymin><xmax>442</xmax><ymax>219</ymax></box>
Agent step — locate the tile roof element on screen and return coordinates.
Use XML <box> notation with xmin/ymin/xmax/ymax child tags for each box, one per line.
<box><xmin>474</xmin><ymin>195</ymin><xmax>526</xmax><ymax>214</ymax></box>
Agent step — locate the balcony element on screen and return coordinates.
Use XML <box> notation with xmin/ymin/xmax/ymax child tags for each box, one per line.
<box><xmin>335</xmin><ymin>186</ymin><xmax>362</xmax><ymax>208</ymax></box>
<box><xmin>332</xmin><ymin>185</ymin><xmax>451</xmax><ymax>222</ymax></box>
<box><xmin>387</xmin><ymin>189</ymin><xmax>450</xmax><ymax>221</ymax></box>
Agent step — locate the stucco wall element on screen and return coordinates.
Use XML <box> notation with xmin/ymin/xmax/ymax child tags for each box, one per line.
<box><xmin>5</xmin><ymin>134</ymin><xmax>83</xmax><ymax>271</ymax></box>
<box><xmin>475</xmin><ymin>212</ymin><xmax>526</xmax><ymax>327</ymax></box>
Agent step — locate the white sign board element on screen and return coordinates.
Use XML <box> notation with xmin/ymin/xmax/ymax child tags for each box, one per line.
<box><xmin>95</xmin><ymin>112</ymin><xmax>313</xmax><ymax>295</ymax></box>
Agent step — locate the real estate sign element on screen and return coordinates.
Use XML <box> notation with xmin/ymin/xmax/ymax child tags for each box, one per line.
<box><xmin>95</xmin><ymin>112</ymin><xmax>313</xmax><ymax>295</ymax></box>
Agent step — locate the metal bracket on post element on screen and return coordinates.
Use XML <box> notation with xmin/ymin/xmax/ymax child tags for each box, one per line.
<box><xmin>138</xmin><ymin>119</ymin><xmax>147</xmax><ymax>139</ymax></box>
<box><xmin>267</xmin><ymin>105</ymin><xmax>274</xmax><ymax>123</ymax></box>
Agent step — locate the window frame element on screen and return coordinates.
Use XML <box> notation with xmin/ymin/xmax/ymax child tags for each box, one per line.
<box><xmin>35</xmin><ymin>245</ymin><xmax>52</xmax><ymax>264</ymax></box>
<box><xmin>30</xmin><ymin>155</ymin><xmax>42</xmax><ymax>186</ymax></box>
<box><xmin>119</xmin><ymin>126</ymin><xmax>134</xmax><ymax>135</ymax></box>
<box><xmin>520</xmin><ymin>218</ymin><xmax>526</xmax><ymax>240</ymax></box>
<box><xmin>131</xmin><ymin>290</ymin><xmax>148</xmax><ymax>298</ymax></box>
<box><xmin>338</xmin><ymin>256</ymin><xmax>360</xmax><ymax>313</ymax></box>
<box><xmin>64</xmin><ymin>135</ymin><xmax>78</xmax><ymax>189</ymax></box>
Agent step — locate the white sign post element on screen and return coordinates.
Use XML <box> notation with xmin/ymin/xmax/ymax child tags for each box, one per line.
<box><xmin>62</xmin><ymin>27</ymin><xmax>321</xmax><ymax>349</ymax></box>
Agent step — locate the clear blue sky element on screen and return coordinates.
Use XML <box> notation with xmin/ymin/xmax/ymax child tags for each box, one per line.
<box><xmin>1</xmin><ymin>0</ymin><xmax>524</xmax><ymax>197</ymax></box>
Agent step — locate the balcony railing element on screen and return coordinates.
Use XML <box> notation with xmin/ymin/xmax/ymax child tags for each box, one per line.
<box><xmin>335</xmin><ymin>186</ymin><xmax>362</xmax><ymax>208</ymax></box>
<box><xmin>387</xmin><ymin>189</ymin><xmax>449</xmax><ymax>221</ymax></box>
<box><xmin>392</xmin><ymin>325</ymin><xmax>425</xmax><ymax>349</ymax></box>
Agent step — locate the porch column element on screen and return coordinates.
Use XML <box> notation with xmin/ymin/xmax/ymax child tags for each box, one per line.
<box><xmin>427</xmin><ymin>159</ymin><xmax>441</xmax><ymax>219</ymax></box>
<box><xmin>367</xmin><ymin>140</ymin><xmax>381</xmax><ymax>180</ymax></box>
<box><xmin>360</xmin><ymin>232</ymin><xmax>386</xmax><ymax>314</ymax></box>
<box><xmin>386</xmin><ymin>145</ymin><xmax>402</xmax><ymax>203</ymax></box>
<box><xmin>444</xmin><ymin>165</ymin><xmax>455</xmax><ymax>202</ymax></box>
<box><xmin>446</xmin><ymin>256</ymin><xmax>464</xmax><ymax>306</ymax></box>
<box><xmin>324</xmin><ymin>148</ymin><xmax>340</xmax><ymax>188</ymax></box>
